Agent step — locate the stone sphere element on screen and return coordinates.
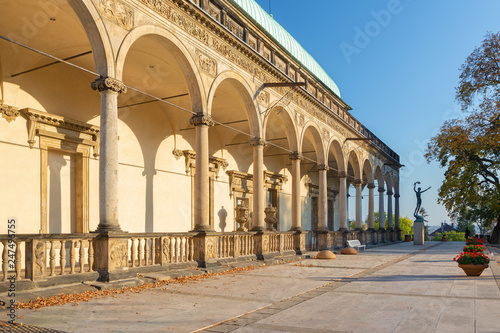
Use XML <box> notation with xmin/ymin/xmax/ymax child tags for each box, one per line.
<box><xmin>316</xmin><ymin>250</ymin><xmax>336</xmax><ymax>259</ymax></box>
<box><xmin>341</xmin><ymin>247</ymin><xmax>358</xmax><ymax>255</ymax></box>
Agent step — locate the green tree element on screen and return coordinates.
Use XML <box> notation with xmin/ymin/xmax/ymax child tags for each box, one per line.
<box><xmin>420</xmin><ymin>207</ymin><xmax>430</xmax><ymax>240</ymax></box>
<box><xmin>372</xmin><ymin>211</ymin><xmax>387</xmax><ymax>230</ymax></box>
<box><xmin>431</xmin><ymin>231</ymin><xmax>466</xmax><ymax>242</ymax></box>
<box><xmin>399</xmin><ymin>216</ymin><xmax>413</xmax><ymax>236</ymax></box>
<box><xmin>425</xmin><ymin>31</ymin><xmax>500</xmax><ymax>244</ymax></box>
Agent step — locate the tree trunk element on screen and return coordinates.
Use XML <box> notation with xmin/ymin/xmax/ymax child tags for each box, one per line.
<box><xmin>491</xmin><ymin>218</ymin><xmax>500</xmax><ymax>244</ymax></box>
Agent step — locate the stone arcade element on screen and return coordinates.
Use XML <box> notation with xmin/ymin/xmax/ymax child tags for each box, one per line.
<box><xmin>0</xmin><ymin>0</ymin><xmax>401</xmax><ymax>287</ymax></box>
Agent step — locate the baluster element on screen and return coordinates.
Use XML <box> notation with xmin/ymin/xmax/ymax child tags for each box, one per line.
<box><xmin>151</xmin><ymin>238</ymin><xmax>156</xmax><ymax>265</ymax></box>
<box><xmin>182</xmin><ymin>238</ymin><xmax>187</xmax><ymax>262</ymax></box>
<box><xmin>175</xmin><ymin>237</ymin><xmax>180</xmax><ymax>263</ymax></box>
<box><xmin>49</xmin><ymin>240</ymin><xmax>56</xmax><ymax>276</ymax></box>
<box><xmin>170</xmin><ymin>237</ymin><xmax>176</xmax><ymax>263</ymax></box>
<box><xmin>15</xmin><ymin>241</ymin><xmax>22</xmax><ymax>279</ymax></box>
<box><xmin>69</xmin><ymin>240</ymin><xmax>76</xmax><ymax>274</ymax></box>
<box><xmin>60</xmin><ymin>240</ymin><xmax>66</xmax><ymax>275</ymax></box>
<box><xmin>88</xmin><ymin>239</ymin><xmax>94</xmax><ymax>272</ymax></box>
<box><xmin>144</xmin><ymin>238</ymin><xmax>149</xmax><ymax>266</ymax></box>
<box><xmin>130</xmin><ymin>238</ymin><xmax>135</xmax><ymax>267</ymax></box>
<box><xmin>218</xmin><ymin>237</ymin><xmax>222</xmax><ymax>258</ymax></box>
<box><xmin>2</xmin><ymin>241</ymin><xmax>8</xmax><ymax>281</ymax></box>
<box><xmin>79</xmin><ymin>240</ymin><xmax>85</xmax><ymax>273</ymax></box>
<box><xmin>137</xmin><ymin>238</ymin><xmax>142</xmax><ymax>267</ymax></box>
<box><xmin>189</xmin><ymin>238</ymin><xmax>194</xmax><ymax>261</ymax></box>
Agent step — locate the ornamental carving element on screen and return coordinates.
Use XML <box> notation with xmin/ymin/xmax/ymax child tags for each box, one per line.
<box><xmin>249</xmin><ymin>137</ymin><xmax>266</xmax><ymax>147</ymax></box>
<box><xmin>181</xmin><ymin>150</ymin><xmax>228</xmax><ymax>178</ymax></box>
<box><xmin>172</xmin><ymin>148</ymin><xmax>183</xmax><ymax>160</ymax></box>
<box><xmin>289</xmin><ymin>152</ymin><xmax>304</xmax><ymax>161</ymax></box>
<box><xmin>208</xmin><ymin>3</ymin><xmax>220</xmax><ymax>20</ymax></box>
<box><xmin>91</xmin><ymin>76</ymin><xmax>127</xmax><ymax>94</ymax></box>
<box><xmin>323</xmin><ymin>128</ymin><xmax>330</xmax><ymax>141</ymax></box>
<box><xmin>95</xmin><ymin>0</ymin><xmax>133</xmax><ymax>30</ymax></box>
<box><xmin>206</xmin><ymin>237</ymin><xmax>216</xmax><ymax>259</ymax></box>
<box><xmin>190</xmin><ymin>113</ymin><xmax>214</xmax><ymax>127</ymax></box>
<box><xmin>317</xmin><ymin>164</ymin><xmax>329</xmax><ymax>171</ymax></box>
<box><xmin>34</xmin><ymin>241</ymin><xmax>46</xmax><ymax>277</ymax></box>
<box><xmin>196</xmin><ymin>50</ymin><xmax>217</xmax><ymax>77</ymax></box>
<box><xmin>110</xmin><ymin>242</ymin><xmax>128</xmax><ymax>268</ymax></box>
<box><xmin>257</xmin><ymin>91</ymin><xmax>270</xmax><ymax>107</ymax></box>
<box><xmin>295</xmin><ymin>112</ymin><xmax>304</xmax><ymax>127</ymax></box>
<box><xmin>1</xmin><ymin>104</ymin><xmax>19</xmax><ymax>122</ymax></box>
<box><xmin>20</xmin><ymin>108</ymin><xmax>100</xmax><ymax>155</ymax></box>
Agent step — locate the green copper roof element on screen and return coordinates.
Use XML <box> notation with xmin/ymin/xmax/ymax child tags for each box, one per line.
<box><xmin>229</xmin><ymin>0</ymin><xmax>341</xmax><ymax>97</ymax></box>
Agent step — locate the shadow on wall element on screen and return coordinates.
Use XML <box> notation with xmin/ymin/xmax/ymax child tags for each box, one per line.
<box><xmin>218</xmin><ymin>206</ymin><xmax>228</xmax><ymax>232</ymax></box>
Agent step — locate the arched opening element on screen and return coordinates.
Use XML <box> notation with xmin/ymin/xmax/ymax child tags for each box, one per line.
<box><xmin>118</xmin><ymin>32</ymin><xmax>202</xmax><ymax>233</ymax></box>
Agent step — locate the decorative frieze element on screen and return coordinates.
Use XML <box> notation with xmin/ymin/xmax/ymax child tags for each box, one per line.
<box><xmin>226</xmin><ymin>16</ymin><xmax>244</xmax><ymax>40</ymax></box>
<box><xmin>0</xmin><ymin>104</ymin><xmax>19</xmax><ymax>122</ymax></box>
<box><xmin>95</xmin><ymin>0</ymin><xmax>134</xmax><ymax>30</ymax></box>
<box><xmin>207</xmin><ymin>2</ymin><xmax>220</xmax><ymax>20</ymax></box>
<box><xmin>91</xmin><ymin>76</ymin><xmax>127</xmax><ymax>94</ymax></box>
<box><xmin>196</xmin><ymin>49</ymin><xmax>217</xmax><ymax>76</ymax></box>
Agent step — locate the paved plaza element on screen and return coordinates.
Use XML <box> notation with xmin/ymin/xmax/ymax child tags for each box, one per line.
<box><xmin>1</xmin><ymin>241</ymin><xmax>500</xmax><ymax>333</ymax></box>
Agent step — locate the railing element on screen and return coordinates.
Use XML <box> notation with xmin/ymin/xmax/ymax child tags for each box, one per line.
<box><xmin>0</xmin><ymin>234</ymin><xmax>95</xmax><ymax>282</ymax></box>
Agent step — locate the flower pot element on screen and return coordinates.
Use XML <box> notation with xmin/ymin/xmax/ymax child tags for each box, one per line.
<box><xmin>458</xmin><ymin>263</ymin><xmax>489</xmax><ymax>276</ymax></box>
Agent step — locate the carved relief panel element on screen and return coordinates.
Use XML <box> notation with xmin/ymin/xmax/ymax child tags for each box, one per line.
<box><xmin>95</xmin><ymin>0</ymin><xmax>134</xmax><ymax>30</ymax></box>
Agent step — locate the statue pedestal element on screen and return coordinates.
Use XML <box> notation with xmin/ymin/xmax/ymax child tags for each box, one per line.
<box><xmin>413</xmin><ymin>220</ymin><xmax>424</xmax><ymax>245</ymax></box>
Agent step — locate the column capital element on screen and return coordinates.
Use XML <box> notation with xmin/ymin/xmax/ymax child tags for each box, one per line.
<box><xmin>317</xmin><ymin>164</ymin><xmax>329</xmax><ymax>171</ymax></box>
<box><xmin>91</xmin><ymin>76</ymin><xmax>127</xmax><ymax>94</ymax></box>
<box><xmin>387</xmin><ymin>190</ymin><xmax>394</xmax><ymax>196</ymax></box>
<box><xmin>354</xmin><ymin>179</ymin><xmax>363</xmax><ymax>186</ymax></box>
<box><xmin>338</xmin><ymin>171</ymin><xmax>347</xmax><ymax>178</ymax></box>
<box><xmin>190</xmin><ymin>113</ymin><xmax>215</xmax><ymax>127</ymax></box>
<box><xmin>367</xmin><ymin>182</ymin><xmax>376</xmax><ymax>189</ymax></box>
<box><xmin>289</xmin><ymin>152</ymin><xmax>304</xmax><ymax>161</ymax></box>
<box><xmin>394</xmin><ymin>193</ymin><xmax>400</xmax><ymax>199</ymax></box>
<box><xmin>378</xmin><ymin>187</ymin><xmax>385</xmax><ymax>193</ymax></box>
<box><xmin>249</xmin><ymin>137</ymin><xmax>266</xmax><ymax>147</ymax></box>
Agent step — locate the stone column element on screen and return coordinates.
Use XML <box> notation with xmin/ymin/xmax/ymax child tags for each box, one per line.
<box><xmin>338</xmin><ymin>172</ymin><xmax>348</xmax><ymax>231</ymax></box>
<box><xmin>190</xmin><ymin>113</ymin><xmax>214</xmax><ymax>231</ymax></box>
<box><xmin>91</xmin><ymin>76</ymin><xmax>127</xmax><ymax>233</ymax></box>
<box><xmin>387</xmin><ymin>190</ymin><xmax>393</xmax><ymax>230</ymax></box>
<box><xmin>250</xmin><ymin>138</ymin><xmax>266</xmax><ymax>231</ymax></box>
<box><xmin>289</xmin><ymin>152</ymin><xmax>304</xmax><ymax>231</ymax></box>
<box><xmin>354</xmin><ymin>180</ymin><xmax>363</xmax><ymax>231</ymax></box>
<box><xmin>317</xmin><ymin>164</ymin><xmax>329</xmax><ymax>232</ymax></box>
<box><xmin>367</xmin><ymin>183</ymin><xmax>375</xmax><ymax>230</ymax></box>
<box><xmin>395</xmin><ymin>193</ymin><xmax>401</xmax><ymax>240</ymax></box>
<box><xmin>378</xmin><ymin>187</ymin><xmax>385</xmax><ymax>230</ymax></box>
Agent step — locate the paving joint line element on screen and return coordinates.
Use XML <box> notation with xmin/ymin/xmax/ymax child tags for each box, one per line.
<box><xmin>197</xmin><ymin>243</ymin><xmax>444</xmax><ymax>332</ymax></box>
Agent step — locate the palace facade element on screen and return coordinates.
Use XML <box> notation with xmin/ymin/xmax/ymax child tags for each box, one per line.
<box><xmin>0</xmin><ymin>0</ymin><xmax>400</xmax><ymax>287</ymax></box>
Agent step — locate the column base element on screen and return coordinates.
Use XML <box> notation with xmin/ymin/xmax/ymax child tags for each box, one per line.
<box><xmin>95</xmin><ymin>224</ymin><xmax>123</xmax><ymax>234</ymax></box>
<box><xmin>290</xmin><ymin>226</ymin><xmax>303</xmax><ymax>232</ymax></box>
<box><xmin>192</xmin><ymin>225</ymin><xmax>214</xmax><ymax>232</ymax></box>
<box><xmin>367</xmin><ymin>228</ymin><xmax>376</xmax><ymax>232</ymax></box>
<box><xmin>251</xmin><ymin>226</ymin><xmax>265</xmax><ymax>232</ymax></box>
<box><xmin>338</xmin><ymin>227</ymin><xmax>348</xmax><ymax>233</ymax></box>
<box><xmin>355</xmin><ymin>228</ymin><xmax>364</xmax><ymax>232</ymax></box>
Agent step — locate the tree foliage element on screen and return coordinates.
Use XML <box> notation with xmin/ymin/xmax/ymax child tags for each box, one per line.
<box><xmin>425</xmin><ymin>31</ymin><xmax>500</xmax><ymax>244</ymax></box>
<box><xmin>431</xmin><ymin>231</ymin><xmax>466</xmax><ymax>242</ymax></box>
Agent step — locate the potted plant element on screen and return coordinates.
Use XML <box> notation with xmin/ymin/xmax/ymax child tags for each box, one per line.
<box><xmin>466</xmin><ymin>237</ymin><xmax>485</xmax><ymax>246</ymax></box>
<box><xmin>453</xmin><ymin>251</ymin><xmax>490</xmax><ymax>276</ymax></box>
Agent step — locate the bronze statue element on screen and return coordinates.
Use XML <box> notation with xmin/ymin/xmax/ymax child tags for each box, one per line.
<box><xmin>414</xmin><ymin>181</ymin><xmax>430</xmax><ymax>221</ymax></box>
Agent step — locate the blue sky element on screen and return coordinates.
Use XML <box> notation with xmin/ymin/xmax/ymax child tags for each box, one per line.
<box><xmin>253</xmin><ymin>0</ymin><xmax>500</xmax><ymax>226</ymax></box>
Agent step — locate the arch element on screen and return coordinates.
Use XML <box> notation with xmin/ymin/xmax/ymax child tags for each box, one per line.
<box><xmin>207</xmin><ymin>71</ymin><xmax>262</xmax><ymax>138</ymax></box>
<box><xmin>300</xmin><ymin>121</ymin><xmax>326</xmax><ymax>164</ymax></box>
<box><xmin>347</xmin><ymin>150</ymin><xmax>362</xmax><ymax>180</ymax></box>
<box><xmin>115</xmin><ymin>25</ymin><xmax>205</xmax><ymax>113</ymax></box>
<box><xmin>327</xmin><ymin>137</ymin><xmax>346</xmax><ymax>173</ymax></box>
<box><xmin>362</xmin><ymin>159</ymin><xmax>374</xmax><ymax>183</ymax></box>
<box><xmin>68</xmin><ymin>0</ymin><xmax>115</xmax><ymax>76</ymax></box>
<box><xmin>262</xmin><ymin>105</ymin><xmax>299</xmax><ymax>152</ymax></box>
<box><xmin>384</xmin><ymin>172</ymin><xmax>394</xmax><ymax>192</ymax></box>
<box><xmin>374</xmin><ymin>165</ymin><xmax>384</xmax><ymax>187</ymax></box>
